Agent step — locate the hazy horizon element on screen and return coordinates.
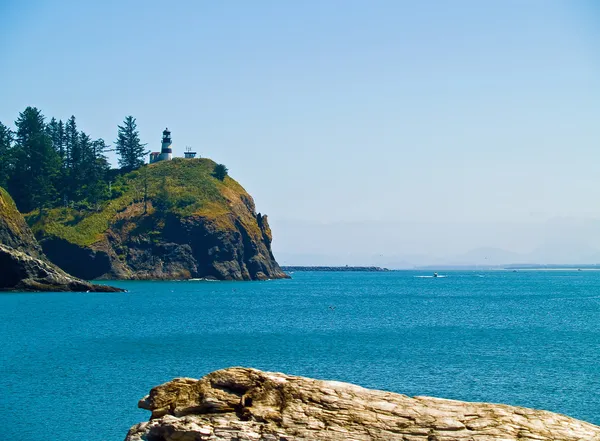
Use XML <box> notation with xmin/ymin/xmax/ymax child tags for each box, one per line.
<box><xmin>2</xmin><ymin>0</ymin><xmax>599</xmax><ymax>264</ymax></box>
<box><xmin>271</xmin><ymin>216</ymin><xmax>600</xmax><ymax>267</ymax></box>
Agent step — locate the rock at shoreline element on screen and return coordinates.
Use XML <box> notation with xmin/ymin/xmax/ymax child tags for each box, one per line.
<box><xmin>28</xmin><ymin>159</ymin><xmax>288</xmax><ymax>281</ymax></box>
<box><xmin>0</xmin><ymin>187</ymin><xmax>122</xmax><ymax>292</ymax></box>
<box><xmin>126</xmin><ymin>367</ymin><xmax>600</xmax><ymax>441</ymax></box>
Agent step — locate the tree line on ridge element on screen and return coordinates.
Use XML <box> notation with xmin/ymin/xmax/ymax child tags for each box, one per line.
<box><xmin>0</xmin><ymin>107</ymin><xmax>148</xmax><ymax>213</ymax></box>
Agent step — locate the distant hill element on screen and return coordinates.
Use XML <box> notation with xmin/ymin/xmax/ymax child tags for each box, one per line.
<box><xmin>27</xmin><ymin>158</ymin><xmax>287</xmax><ymax>281</ymax></box>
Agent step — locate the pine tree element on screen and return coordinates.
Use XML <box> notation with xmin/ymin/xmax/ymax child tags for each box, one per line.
<box><xmin>46</xmin><ymin>117</ymin><xmax>66</xmax><ymax>160</ymax></box>
<box><xmin>64</xmin><ymin>116</ymin><xmax>77</xmax><ymax>171</ymax></box>
<box><xmin>85</xmin><ymin>138</ymin><xmax>110</xmax><ymax>207</ymax></box>
<box><xmin>0</xmin><ymin>122</ymin><xmax>13</xmax><ymax>188</ymax></box>
<box><xmin>10</xmin><ymin>107</ymin><xmax>61</xmax><ymax>212</ymax></box>
<box><xmin>46</xmin><ymin>117</ymin><xmax>59</xmax><ymax>153</ymax></box>
<box><xmin>74</xmin><ymin>131</ymin><xmax>93</xmax><ymax>201</ymax></box>
<box><xmin>212</xmin><ymin>163</ymin><xmax>228</xmax><ymax>181</ymax></box>
<box><xmin>116</xmin><ymin>116</ymin><xmax>147</xmax><ymax>170</ymax></box>
<box><xmin>46</xmin><ymin>117</ymin><xmax>68</xmax><ymax>200</ymax></box>
<box><xmin>57</xmin><ymin>120</ymin><xmax>65</xmax><ymax>161</ymax></box>
<box><xmin>63</xmin><ymin>116</ymin><xmax>79</xmax><ymax>202</ymax></box>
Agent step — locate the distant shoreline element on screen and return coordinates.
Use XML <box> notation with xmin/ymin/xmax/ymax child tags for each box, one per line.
<box><xmin>281</xmin><ymin>266</ymin><xmax>390</xmax><ymax>272</ymax></box>
<box><xmin>504</xmin><ymin>267</ymin><xmax>600</xmax><ymax>271</ymax></box>
<box><xmin>283</xmin><ymin>266</ymin><xmax>600</xmax><ymax>272</ymax></box>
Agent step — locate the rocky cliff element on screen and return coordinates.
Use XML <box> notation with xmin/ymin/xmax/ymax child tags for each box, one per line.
<box><xmin>0</xmin><ymin>188</ymin><xmax>122</xmax><ymax>292</ymax></box>
<box><xmin>126</xmin><ymin>367</ymin><xmax>600</xmax><ymax>441</ymax></box>
<box><xmin>28</xmin><ymin>159</ymin><xmax>288</xmax><ymax>281</ymax></box>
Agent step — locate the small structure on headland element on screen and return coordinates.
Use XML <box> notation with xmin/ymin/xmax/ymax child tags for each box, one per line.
<box><xmin>150</xmin><ymin>128</ymin><xmax>198</xmax><ymax>163</ymax></box>
<box><xmin>184</xmin><ymin>146</ymin><xmax>197</xmax><ymax>159</ymax></box>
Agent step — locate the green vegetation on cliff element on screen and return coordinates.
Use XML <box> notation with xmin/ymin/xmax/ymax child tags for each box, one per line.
<box><xmin>2</xmin><ymin>108</ymin><xmax>285</xmax><ymax>281</ymax></box>
<box><xmin>1</xmin><ymin>107</ymin><xmax>151</xmax><ymax>214</ymax></box>
<box><xmin>29</xmin><ymin>158</ymin><xmax>255</xmax><ymax>247</ymax></box>
<box><xmin>0</xmin><ymin>186</ymin><xmax>122</xmax><ymax>292</ymax></box>
<box><xmin>25</xmin><ymin>158</ymin><xmax>284</xmax><ymax>281</ymax></box>
<box><xmin>0</xmin><ymin>187</ymin><xmax>28</xmax><ymax>238</ymax></box>
<box><xmin>0</xmin><ymin>187</ymin><xmax>42</xmax><ymax>256</ymax></box>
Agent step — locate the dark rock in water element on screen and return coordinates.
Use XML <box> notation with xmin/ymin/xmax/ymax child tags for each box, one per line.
<box><xmin>0</xmin><ymin>188</ymin><xmax>122</xmax><ymax>292</ymax></box>
<box><xmin>126</xmin><ymin>367</ymin><xmax>600</xmax><ymax>441</ymax></box>
<box><xmin>29</xmin><ymin>159</ymin><xmax>288</xmax><ymax>281</ymax></box>
<box><xmin>0</xmin><ymin>244</ymin><xmax>120</xmax><ymax>292</ymax></box>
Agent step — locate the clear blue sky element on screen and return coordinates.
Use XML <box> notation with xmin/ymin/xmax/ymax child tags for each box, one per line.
<box><xmin>1</xmin><ymin>1</ymin><xmax>599</xmax><ymax>264</ymax></box>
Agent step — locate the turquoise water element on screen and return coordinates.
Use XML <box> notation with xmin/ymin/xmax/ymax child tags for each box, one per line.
<box><xmin>2</xmin><ymin>271</ymin><xmax>600</xmax><ymax>440</ymax></box>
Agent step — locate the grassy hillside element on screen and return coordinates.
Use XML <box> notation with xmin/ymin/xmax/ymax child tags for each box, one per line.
<box><xmin>28</xmin><ymin>158</ymin><xmax>258</xmax><ymax>247</ymax></box>
<box><xmin>0</xmin><ymin>187</ymin><xmax>29</xmax><ymax>239</ymax></box>
<box><xmin>0</xmin><ymin>186</ymin><xmax>42</xmax><ymax>254</ymax></box>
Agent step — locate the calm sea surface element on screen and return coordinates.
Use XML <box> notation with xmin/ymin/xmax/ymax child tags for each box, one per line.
<box><xmin>2</xmin><ymin>271</ymin><xmax>600</xmax><ymax>440</ymax></box>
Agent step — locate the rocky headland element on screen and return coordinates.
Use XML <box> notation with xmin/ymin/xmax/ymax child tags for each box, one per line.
<box><xmin>126</xmin><ymin>367</ymin><xmax>600</xmax><ymax>441</ymax></box>
<box><xmin>0</xmin><ymin>187</ymin><xmax>122</xmax><ymax>292</ymax></box>
<box><xmin>27</xmin><ymin>158</ymin><xmax>287</xmax><ymax>281</ymax></box>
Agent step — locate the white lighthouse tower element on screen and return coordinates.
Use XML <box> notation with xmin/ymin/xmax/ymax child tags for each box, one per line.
<box><xmin>158</xmin><ymin>128</ymin><xmax>173</xmax><ymax>161</ymax></box>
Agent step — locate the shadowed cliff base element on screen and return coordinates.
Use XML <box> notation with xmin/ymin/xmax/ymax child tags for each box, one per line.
<box><xmin>126</xmin><ymin>367</ymin><xmax>600</xmax><ymax>441</ymax></box>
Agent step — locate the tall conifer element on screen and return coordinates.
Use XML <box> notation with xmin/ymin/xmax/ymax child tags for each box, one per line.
<box><xmin>11</xmin><ymin>107</ymin><xmax>60</xmax><ymax>212</ymax></box>
<box><xmin>0</xmin><ymin>122</ymin><xmax>13</xmax><ymax>188</ymax></box>
<box><xmin>116</xmin><ymin>116</ymin><xmax>147</xmax><ymax>170</ymax></box>
<box><xmin>86</xmin><ymin>138</ymin><xmax>110</xmax><ymax>206</ymax></box>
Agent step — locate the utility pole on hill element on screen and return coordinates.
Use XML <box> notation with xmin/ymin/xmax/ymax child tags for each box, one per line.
<box><xmin>142</xmin><ymin>167</ymin><xmax>148</xmax><ymax>214</ymax></box>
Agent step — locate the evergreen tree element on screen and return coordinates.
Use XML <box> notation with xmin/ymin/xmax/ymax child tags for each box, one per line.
<box><xmin>85</xmin><ymin>138</ymin><xmax>111</xmax><ymax>207</ymax></box>
<box><xmin>116</xmin><ymin>116</ymin><xmax>147</xmax><ymax>170</ymax></box>
<box><xmin>46</xmin><ymin>117</ymin><xmax>66</xmax><ymax>160</ymax></box>
<box><xmin>212</xmin><ymin>163</ymin><xmax>228</xmax><ymax>181</ymax></box>
<box><xmin>10</xmin><ymin>107</ymin><xmax>61</xmax><ymax>212</ymax></box>
<box><xmin>46</xmin><ymin>118</ymin><xmax>67</xmax><ymax>200</ymax></box>
<box><xmin>74</xmin><ymin>131</ymin><xmax>93</xmax><ymax>200</ymax></box>
<box><xmin>57</xmin><ymin>120</ymin><xmax>65</xmax><ymax>159</ymax></box>
<box><xmin>63</xmin><ymin>116</ymin><xmax>79</xmax><ymax>202</ymax></box>
<box><xmin>0</xmin><ymin>122</ymin><xmax>13</xmax><ymax>188</ymax></box>
<box><xmin>46</xmin><ymin>117</ymin><xmax>59</xmax><ymax>153</ymax></box>
<box><xmin>64</xmin><ymin>116</ymin><xmax>78</xmax><ymax>171</ymax></box>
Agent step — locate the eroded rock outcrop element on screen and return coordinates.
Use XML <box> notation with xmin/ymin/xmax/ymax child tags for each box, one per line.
<box><xmin>126</xmin><ymin>367</ymin><xmax>600</xmax><ymax>441</ymax></box>
<box><xmin>0</xmin><ymin>188</ymin><xmax>122</xmax><ymax>292</ymax></box>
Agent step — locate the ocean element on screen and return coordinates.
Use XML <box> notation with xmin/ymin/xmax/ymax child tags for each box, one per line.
<box><xmin>1</xmin><ymin>270</ymin><xmax>600</xmax><ymax>440</ymax></box>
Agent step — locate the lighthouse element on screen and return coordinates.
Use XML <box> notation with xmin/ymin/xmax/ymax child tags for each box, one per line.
<box><xmin>150</xmin><ymin>128</ymin><xmax>173</xmax><ymax>163</ymax></box>
<box><xmin>158</xmin><ymin>128</ymin><xmax>173</xmax><ymax>161</ymax></box>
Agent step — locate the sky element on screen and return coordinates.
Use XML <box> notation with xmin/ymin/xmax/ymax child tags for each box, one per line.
<box><xmin>1</xmin><ymin>0</ymin><xmax>600</xmax><ymax>266</ymax></box>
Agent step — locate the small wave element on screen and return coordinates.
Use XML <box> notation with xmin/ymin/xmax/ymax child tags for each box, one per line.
<box><xmin>414</xmin><ymin>275</ymin><xmax>447</xmax><ymax>278</ymax></box>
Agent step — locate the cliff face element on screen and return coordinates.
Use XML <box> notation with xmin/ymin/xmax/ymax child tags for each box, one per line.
<box><xmin>0</xmin><ymin>188</ymin><xmax>122</xmax><ymax>292</ymax></box>
<box><xmin>0</xmin><ymin>187</ymin><xmax>44</xmax><ymax>257</ymax></box>
<box><xmin>29</xmin><ymin>159</ymin><xmax>288</xmax><ymax>281</ymax></box>
<box><xmin>126</xmin><ymin>367</ymin><xmax>600</xmax><ymax>441</ymax></box>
